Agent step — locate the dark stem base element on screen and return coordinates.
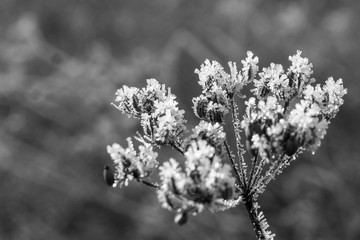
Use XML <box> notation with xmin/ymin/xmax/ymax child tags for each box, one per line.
<box><xmin>244</xmin><ymin>197</ymin><xmax>274</xmax><ymax>240</ymax></box>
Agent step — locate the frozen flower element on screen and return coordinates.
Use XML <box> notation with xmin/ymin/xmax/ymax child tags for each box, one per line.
<box><xmin>227</xmin><ymin>61</ymin><xmax>243</xmax><ymax>96</ymax></box>
<box><xmin>193</xmin><ymin>121</ymin><xmax>226</xmax><ymax>141</ymax></box>
<box><xmin>186</xmin><ymin>121</ymin><xmax>226</xmax><ymax>156</ymax></box>
<box><xmin>195</xmin><ymin>56</ymin><xmax>256</xmax><ymax>102</ymax></box>
<box><xmin>242</xmin><ymin>93</ymin><xmax>330</xmax><ymax>157</ymax></box>
<box><xmin>266</xmin><ymin>118</ymin><xmax>289</xmax><ymax>152</ymax></box>
<box><xmin>192</xmin><ymin>93</ymin><xmax>229</xmax><ymax>124</ymax></box>
<box><xmin>157</xmin><ymin>139</ymin><xmax>236</xmax><ymax>215</ymax></box>
<box><xmin>288</xmin><ymin>101</ymin><xmax>328</xmax><ymax>152</ymax></box>
<box><xmin>149</xmin><ymin>93</ymin><xmax>187</xmax><ymax>144</ymax></box>
<box><xmin>138</xmin><ymin>141</ymin><xmax>159</xmax><ymax>172</ymax></box>
<box><xmin>253</xmin><ymin>63</ymin><xmax>291</xmax><ymax>100</ymax></box>
<box><xmin>184</xmin><ymin>140</ymin><xmax>236</xmax><ymax>210</ymax></box>
<box><xmin>207</xmin><ymin>84</ymin><xmax>229</xmax><ymax>106</ymax></box>
<box><xmin>185</xmin><ymin>139</ymin><xmax>216</xmax><ymax>173</ymax></box>
<box><xmin>303</xmin><ymin>77</ymin><xmax>347</xmax><ymax>120</ymax></box>
<box><xmin>241</xmin><ymin>51</ymin><xmax>259</xmax><ymax>84</ymax></box>
<box><xmin>159</xmin><ymin>158</ymin><xmax>182</xmax><ymax>183</ymax></box>
<box><xmin>287</xmin><ymin>50</ymin><xmax>314</xmax><ymax>96</ymax></box>
<box><xmin>113</xmin><ymin>86</ymin><xmax>142</xmax><ymax>118</ymax></box>
<box><xmin>107</xmin><ymin>50</ymin><xmax>346</xmax><ymax>235</ymax></box>
<box><xmin>113</xmin><ymin>78</ymin><xmax>187</xmax><ymax>145</ymax></box>
<box><xmin>251</xmin><ymin>51</ymin><xmax>314</xmax><ymax>101</ymax></box>
<box><xmin>112</xmin><ymin>79</ymin><xmax>169</xmax><ymax>117</ymax></box>
<box><xmin>321</xmin><ymin>77</ymin><xmax>347</xmax><ymax>119</ymax></box>
<box><xmin>251</xmin><ymin>134</ymin><xmax>270</xmax><ymax>159</ymax></box>
<box><xmin>195</xmin><ymin>59</ymin><xmax>227</xmax><ymax>91</ymax></box>
<box><xmin>107</xmin><ymin>137</ymin><xmax>158</xmax><ymax>187</ymax></box>
<box><xmin>192</xmin><ymin>52</ymin><xmax>260</xmax><ymax>124</ymax></box>
<box><xmin>184</xmin><ymin>140</ymin><xmax>236</xmax><ymax>207</ymax></box>
<box><xmin>303</xmin><ymin>84</ymin><xmax>324</xmax><ymax>104</ymax></box>
<box><xmin>157</xmin><ymin>158</ymin><xmax>187</xmax><ymax>210</ymax></box>
<box><xmin>242</xmin><ymin>96</ymin><xmax>287</xmax><ymax>158</ymax></box>
<box><xmin>242</xmin><ymin>96</ymin><xmax>284</xmax><ymax>129</ymax></box>
<box><xmin>288</xmin><ymin>50</ymin><xmax>313</xmax><ymax>80</ymax></box>
<box><xmin>144</xmin><ymin>78</ymin><xmax>166</xmax><ymax>96</ymax></box>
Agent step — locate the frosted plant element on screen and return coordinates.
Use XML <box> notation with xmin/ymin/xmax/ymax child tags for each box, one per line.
<box><xmin>104</xmin><ymin>51</ymin><xmax>347</xmax><ymax>240</ymax></box>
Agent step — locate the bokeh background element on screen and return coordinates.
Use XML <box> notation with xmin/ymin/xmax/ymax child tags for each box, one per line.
<box><xmin>1</xmin><ymin>0</ymin><xmax>359</xmax><ymax>239</ymax></box>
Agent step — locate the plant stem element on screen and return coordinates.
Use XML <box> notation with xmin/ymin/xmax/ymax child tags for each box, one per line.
<box><xmin>248</xmin><ymin>154</ymin><xmax>258</xmax><ymax>189</ymax></box>
<box><xmin>224</xmin><ymin>141</ymin><xmax>245</xmax><ymax>189</ymax></box>
<box><xmin>138</xmin><ymin>179</ymin><xmax>161</xmax><ymax>189</ymax></box>
<box><xmin>229</xmin><ymin>99</ymin><xmax>248</xmax><ymax>187</ymax></box>
<box><xmin>244</xmin><ymin>196</ymin><xmax>274</xmax><ymax>240</ymax></box>
<box><xmin>170</xmin><ymin>142</ymin><xmax>184</xmax><ymax>155</ymax></box>
<box><xmin>283</xmin><ymin>100</ymin><xmax>290</xmax><ymax>113</ymax></box>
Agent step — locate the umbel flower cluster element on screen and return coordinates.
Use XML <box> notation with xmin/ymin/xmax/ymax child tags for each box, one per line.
<box><xmin>105</xmin><ymin>51</ymin><xmax>346</xmax><ymax>240</ymax></box>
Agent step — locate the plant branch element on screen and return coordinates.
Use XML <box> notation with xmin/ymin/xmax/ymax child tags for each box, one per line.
<box><xmin>169</xmin><ymin>141</ymin><xmax>185</xmax><ymax>155</ymax></box>
<box><xmin>230</xmin><ymin>99</ymin><xmax>248</xmax><ymax>188</ymax></box>
<box><xmin>224</xmin><ymin>140</ymin><xmax>245</xmax><ymax>189</ymax></box>
<box><xmin>249</xmin><ymin>158</ymin><xmax>267</xmax><ymax>193</ymax></box>
<box><xmin>249</xmin><ymin>153</ymin><xmax>297</xmax><ymax>197</ymax></box>
<box><xmin>247</xmin><ymin>154</ymin><xmax>258</xmax><ymax>190</ymax></box>
<box><xmin>138</xmin><ymin>179</ymin><xmax>161</xmax><ymax>189</ymax></box>
<box><xmin>283</xmin><ymin>99</ymin><xmax>290</xmax><ymax>113</ymax></box>
<box><xmin>244</xmin><ymin>196</ymin><xmax>275</xmax><ymax>240</ymax></box>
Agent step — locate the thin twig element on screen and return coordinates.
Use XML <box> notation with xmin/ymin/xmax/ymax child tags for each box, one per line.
<box><xmin>249</xmin><ymin>158</ymin><xmax>267</xmax><ymax>191</ymax></box>
<box><xmin>171</xmin><ymin>142</ymin><xmax>184</xmax><ymax>155</ymax></box>
<box><xmin>138</xmin><ymin>179</ymin><xmax>161</xmax><ymax>189</ymax></box>
<box><xmin>224</xmin><ymin>141</ymin><xmax>245</xmax><ymax>190</ymax></box>
<box><xmin>283</xmin><ymin>100</ymin><xmax>290</xmax><ymax>113</ymax></box>
<box><xmin>249</xmin><ymin>153</ymin><xmax>294</xmax><ymax>196</ymax></box>
<box><xmin>249</xmin><ymin>159</ymin><xmax>280</xmax><ymax>196</ymax></box>
<box><xmin>230</xmin><ymin>99</ymin><xmax>248</xmax><ymax>188</ymax></box>
<box><xmin>247</xmin><ymin>154</ymin><xmax>258</xmax><ymax>191</ymax></box>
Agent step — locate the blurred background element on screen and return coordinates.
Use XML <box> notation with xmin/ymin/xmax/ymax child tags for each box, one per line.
<box><xmin>0</xmin><ymin>0</ymin><xmax>359</xmax><ymax>239</ymax></box>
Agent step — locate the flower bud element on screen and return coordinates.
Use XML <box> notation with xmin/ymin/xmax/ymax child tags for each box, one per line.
<box><xmin>174</xmin><ymin>211</ymin><xmax>187</xmax><ymax>225</ymax></box>
<box><xmin>195</xmin><ymin>98</ymin><xmax>209</xmax><ymax>119</ymax></box>
<box><xmin>219</xmin><ymin>185</ymin><xmax>233</xmax><ymax>200</ymax></box>
<box><xmin>165</xmin><ymin>193</ymin><xmax>175</xmax><ymax>209</ymax></box>
<box><xmin>284</xmin><ymin>134</ymin><xmax>301</xmax><ymax>156</ymax></box>
<box><xmin>208</xmin><ymin>109</ymin><xmax>224</xmax><ymax>123</ymax></box>
<box><xmin>143</xmin><ymin>99</ymin><xmax>154</xmax><ymax>113</ymax></box>
<box><xmin>122</xmin><ymin>157</ymin><xmax>131</xmax><ymax>168</ymax></box>
<box><xmin>103</xmin><ymin>165</ymin><xmax>115</xmax><ymax>186</ymax></box>
<box><xmin>132</xmin><ymin>169</ymin><xmax>141</xmax><ymax>179</ymax></box>
<box><xmin>145</xmin><ymin>120</ymin><xmax>154</xmax><ymax>136</ymax></box>
<box><xmin>132</xmin><ymin>95</ymin><xmax>141</xmax><ymax>112</ymax></box>
<box><xmin>285</xmin><ymin>140</ymin><xmax>297</xmax><ymax>156</ymax></box>
<box><xmin>260</xmin><ymin>86</ymin><xmax>271</xmax><ymax>98</ymax></box>
<box><xmin>171</xmin><ymin>177</ymin><xmax>181</xmax><ymax>195</ymax></box>
<box><xmin>190</xmin><ymin>170</ymin><xmax>201</xmax><ymax>184</ymax></box>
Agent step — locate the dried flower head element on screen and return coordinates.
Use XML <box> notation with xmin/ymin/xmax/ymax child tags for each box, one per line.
<box><xmin>107</xmin><ymin>137</ymin><xmax>158</xmax><ymax>187</ymax></box>
<box><xmin>105</xmin><ymin>50</ymin><xmax>346</xmax><ymax>240</ymax></box>
<box><xmin>157</xmin><ymin>139</ymin><xmax>236</xmax><ymax>215</ymax></box>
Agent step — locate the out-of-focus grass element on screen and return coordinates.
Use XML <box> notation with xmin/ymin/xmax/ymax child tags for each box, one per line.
<box><xmin>0</xmin><ymin>1</ymin><xmax>359</xmax><ymax>239</ymax></box>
